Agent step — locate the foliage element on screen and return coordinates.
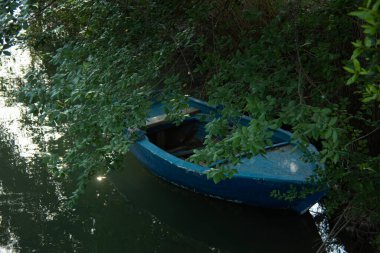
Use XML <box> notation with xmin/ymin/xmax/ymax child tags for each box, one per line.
<box><xmin>0</xmin><ymin>0</ymin><xmax>27</xmax><ymax>55</ymax></box>
<box><xmin>16</xmin><ymin>0</ymin><xmax>187</xmax><ymax>200</ymax></box>
<box><xmin>346</xmin><ymin>0</ymin><xmax>380</xmax><ymax>103</ymax></box>
<box><xmin>2</xmin><ymin>0</ymin><xmax>380</xmax><ymax>249</ymax></box>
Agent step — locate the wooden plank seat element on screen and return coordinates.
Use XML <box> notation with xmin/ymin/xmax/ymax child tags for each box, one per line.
<box><xmin>145</xmin><ymin>107</ymin><xmax>200</xmax><ymax>128</ymax></box>
<box><xmin>167</xmin><ymin>141</ymin><xmax>205</xmax><ymax>158</ymax></box>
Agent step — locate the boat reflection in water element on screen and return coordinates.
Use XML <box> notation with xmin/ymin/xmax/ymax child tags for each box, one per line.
<box><xmin>109</xmin><ymin>153</ymin><xmax>323</xmax><ymax>253</ymax></box>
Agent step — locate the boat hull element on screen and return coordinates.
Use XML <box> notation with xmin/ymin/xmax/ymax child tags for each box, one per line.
<box><xmin>130</xmin><ymin>138</ymin><xmax>325</xmax><ymax>214</ymax></box>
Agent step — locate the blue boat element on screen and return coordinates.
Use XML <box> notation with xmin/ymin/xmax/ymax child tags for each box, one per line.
<box><xmin>129</xmin><ymin>97</ymin><xmax>325</xmax><ymax>214</ymax></box>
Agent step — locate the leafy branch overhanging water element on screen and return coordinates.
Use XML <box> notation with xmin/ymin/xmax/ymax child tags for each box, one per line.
<box><xmin>1</xmin><ymin>0</ymin><xmax>379</xmax><ymax>250</ymax></box>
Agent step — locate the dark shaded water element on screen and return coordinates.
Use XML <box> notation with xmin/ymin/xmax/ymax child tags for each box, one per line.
<box><xmin>0</xmin><ymin>111</ymin><xmax>327</xmax><ymax>253</ymax></box>
<box><xmin>0</xmin><ymin>49</ymin><xmax>346</xmax><ymax>252</ymax></box>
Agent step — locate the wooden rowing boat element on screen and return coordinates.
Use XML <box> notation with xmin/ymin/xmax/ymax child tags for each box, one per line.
<box><xmin>129</xmin><ymin>97</ymin><xmax>325</xmax><ymax>214</ymax></box>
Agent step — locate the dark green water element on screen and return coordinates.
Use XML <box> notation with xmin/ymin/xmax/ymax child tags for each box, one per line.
<box><xmin>0</xmin><ymin>115</ymin><xmax>326</xmax><ymax>253</ymax></box>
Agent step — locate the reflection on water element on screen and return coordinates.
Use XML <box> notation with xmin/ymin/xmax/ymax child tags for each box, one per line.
<box><xmin>110</xmin><ymin>154</ymin><xmax>324</xmax><ymax>253</ymax></box>
<box><xmin>0</xmin><ymin>117</ymin><xmax>220</xmax><ymax>252</ymax></box>
<box><xmin>310</xmin><ymin>204</ymin><xmax>347</xmax><ymax>253</ymax></box>
<box><xmin>0</xmin><ymin>47</ymin><xmax>348</xmax><ymax>252</ymax></box>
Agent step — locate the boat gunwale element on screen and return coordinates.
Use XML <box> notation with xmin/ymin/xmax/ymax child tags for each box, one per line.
<box><xmin>135</xmin><ymin>136</ymin><xmax>316</xmax><ymax>185</ymax></box>
<box><xmin>135</xmin><ymin>97</ymin><xmax>320</xmax><ymax>185</ymax></box>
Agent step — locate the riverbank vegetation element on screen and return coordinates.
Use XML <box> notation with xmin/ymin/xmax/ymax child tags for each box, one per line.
<box><xmin>1</xmin><ymin>0</ymin><xmax>379</xmax><ymax>251</ymax></box>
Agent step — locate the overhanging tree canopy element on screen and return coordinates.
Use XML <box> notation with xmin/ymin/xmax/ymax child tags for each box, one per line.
<box><xmin>2</xmin><ymin>0</ymin><xmax>379</xmax><ymax>249</ymax></box>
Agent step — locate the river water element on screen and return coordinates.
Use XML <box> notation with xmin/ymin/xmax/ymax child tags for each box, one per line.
<box><xmin>0</xmin><ymin>49</ymin><xmax>347</xmax><ymax>252</ymax></box>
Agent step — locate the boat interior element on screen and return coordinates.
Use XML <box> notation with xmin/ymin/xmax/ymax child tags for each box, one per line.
<box><xmin>143</xmin><ymin>103</ymin><xmax>314</xmax><ymax>179</ymax></box>
<box><xmin>146</xmin><ymin>118</ymin><xmax>205</xmax><ymax>159</ymax></box>
<box><xmin>145</xmin><ymin>115</ymin><xmax>290</xmax><ymax>161</ymax></box>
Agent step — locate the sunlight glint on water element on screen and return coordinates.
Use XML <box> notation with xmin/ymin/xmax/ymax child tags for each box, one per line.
<box><xmin>0</xmin><ymin>47</ymin><xmax>64</xmax><ymax>252</ymax></box>
<box><xmin>310</xmin><ymin>203</ymin><xmax>347</xmax><ymax>253</ymax></box>
<box><xmin>0</xmin><ymin>47</ymin><xmax>61</xmax><ymax>160</ymax></box>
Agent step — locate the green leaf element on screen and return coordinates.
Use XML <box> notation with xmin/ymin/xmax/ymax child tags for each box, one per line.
<box><xmin>343</xmin><ymin>66</ymin><xmax>355</xmax><ymax>74</ymax></box>
<box><xmin>329</xmin><ymin>117</ymin><xmax>337</xmax><ymax>126</ymax></box>
<box><xmin>332</xmin><ymin>130</ymin><xmax>338</xmax><ymax>143</ymax></box>
<box><xmin>213</xmin><ymin>174</ymin><xmax>221</xmax><ymax>184</ymax></box>
<box><xmin>347</xmin><ymin>74</ymin><xmax>358</xmax><ymax>85</ymax></box>
<box><xmin>372</xmin><ymin>1</ymin><xmax>380</xmax><ymax>11</ymax></box>
<box><xmin>352</xmin><ymin>40</ymin><xmax>363</xmax><ymax>47</ymax></box>
<box><xmin>353</xmin><ymin>59</ymin><xmax>361</xmax><ymax>71</ymax></box>
<box><xmin>325</xmin><ymin>128</ymin><xmax>332</xmax><ymax>139</ymax></box>
<box><xmin>349</xmin><ymin>10</ymin><xmax>375</xmax><ymax>25</ymax></box>
<box><xmin>362</xmin><ymin>24</ymin><xmax>377</xmax><ymax>36</ymax></box>
<box><xmin>333</xmin><ymin>153</ymin><xmax>339</xmax><ymax>164</ymax></box>
<box><xmin>2</xmin><ymin>44</ymin><xmax>11</xmax><ymax>50</ymax></box>
<box><xmin>364</xmin><ymin>37</ymin><xmax>373</xmax><ymax>47</ymax></box>
<box><xmin>351</xmin><ymin>48</ymin><xmax>363</xmax><ymax>59</ymax></box>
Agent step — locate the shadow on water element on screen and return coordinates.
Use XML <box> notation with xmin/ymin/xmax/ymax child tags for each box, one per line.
<box><xmin>0</xmin><ymin>118</ymin><xmax>324</xmax><ymax>252</ymax></box>
<box><xmin>0</xmin><ymin>47</ymin><xmax>341</xmax><ymax>252</ymax></box>
<box><xmin>0</xmin><ymin>124</ymin><xmax>216</xmax><ymax>252</ymax></box>
<box><xmin>0</xmin><ymin>103</ymin><xmax>322</xmax><ymax>253</ymax></box>
<box><xmin>0</xmin><ymin>51</ymin><xmax>325</xmax><ymax>252</ymax></box>
<box><xmin>109</xmin><ymin>153</ymin><xmax>323</xmax><ymax>253</ymax></box>
<box><xmin>0</xmin><ymin>46</ymin><xmax>351</xmax><ymax>253</ymax></box>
